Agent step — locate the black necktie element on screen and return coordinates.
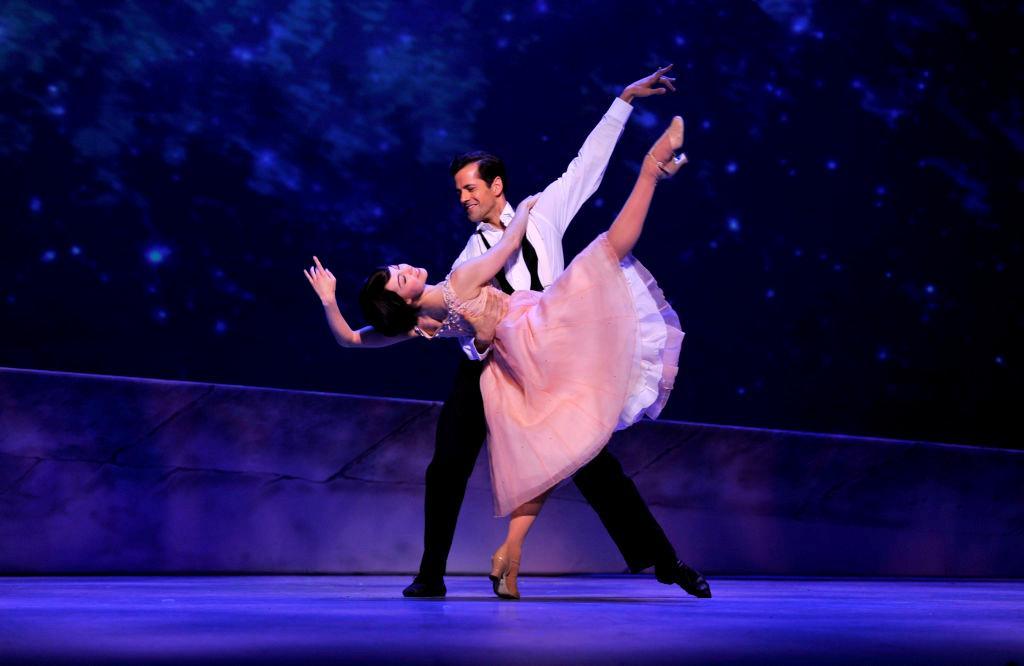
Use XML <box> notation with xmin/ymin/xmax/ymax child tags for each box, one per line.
<box><xmin>477</xmin><ymin>230</ymin><xmax>544</xmax><ymax>295</ymax></box>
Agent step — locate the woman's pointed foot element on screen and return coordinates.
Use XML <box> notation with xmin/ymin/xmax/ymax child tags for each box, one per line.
<box><xmin>645</xmin><ymin>116</ymin><xmax>687</xmax><ymax>179</ymax></box>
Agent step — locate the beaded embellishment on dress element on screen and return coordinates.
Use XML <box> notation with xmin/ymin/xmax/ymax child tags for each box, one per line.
<box><xmin>414</xmin><ymin>274</ymin><xmax>476</xmax><ymax>339</ymax></box>
<box><xmin>436</xmin><ymin>276</ymin><xmax>476</xmax><ymax>337</ymax></box>
<box><xmin>415</xmin><ymin>274</ymin><xmax>509</xmax><ymax>340</ymax></box>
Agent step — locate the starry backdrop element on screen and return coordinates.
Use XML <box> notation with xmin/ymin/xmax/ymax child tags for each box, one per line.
<box><xmin>1</xmin><ymin>1</ymin><xmax>1020</xmax><ymax>448</ymax></box>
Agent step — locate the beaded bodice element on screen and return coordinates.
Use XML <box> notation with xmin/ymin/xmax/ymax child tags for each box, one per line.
<box><xmin>417</xmin><ymin>275</ymin><xmax>510</xmax><ymax>340</ymax></box>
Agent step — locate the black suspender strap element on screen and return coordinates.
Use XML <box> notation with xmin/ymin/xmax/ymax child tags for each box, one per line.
<box><xmin>477</xmin><ymin>230</ymin><xmax>544</xmax><ymax>294</ymax></box>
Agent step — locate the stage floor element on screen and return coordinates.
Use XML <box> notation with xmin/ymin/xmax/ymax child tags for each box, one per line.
<box><xmin>1</xmin><ymin>576</ymin><xmax>1021</xmax><ymax>664</ymax></box>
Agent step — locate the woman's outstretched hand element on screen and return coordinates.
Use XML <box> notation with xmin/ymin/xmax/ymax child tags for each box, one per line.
<box><xmin>304</xmin><ymin>256</ymin><xmax>337</xmax><ymax>307</ymax></box>
<box><xmin>506</xmin><ymin>194</ymin><xmax>540</xmax><ymax>236</ymax></box>
<box><xmin>515</xmin><ymin>194</ymin><xmax>540</xmax><ymax>217</ymax></box>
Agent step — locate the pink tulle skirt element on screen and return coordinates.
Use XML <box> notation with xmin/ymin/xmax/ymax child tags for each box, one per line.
<box><xmin>480</xmin><ymin>233</ymin><xmax>684</xmax><ymax>516</ymax></box>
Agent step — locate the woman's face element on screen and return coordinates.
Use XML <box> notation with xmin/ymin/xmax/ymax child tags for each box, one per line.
<box><xmin>385</xmin><ymin>263</ymin><xmax>428</xmax><ymax>304</ymax></box>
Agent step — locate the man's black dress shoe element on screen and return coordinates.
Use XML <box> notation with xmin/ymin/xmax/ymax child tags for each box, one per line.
<box><xmin>656</xmin><ymin>560</ymin><xmax>712</xmax><ymax>598</ymax></box>
<box><xmin>402</xmin><ymin>578</ymin><xmax>446</xmax><ymax>598</ymax></box>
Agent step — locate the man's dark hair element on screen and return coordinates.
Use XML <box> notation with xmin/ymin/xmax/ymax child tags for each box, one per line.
<box><xmin>450</xmin><ymin>151</ymin><xmax>507</xmax><ymax>192</ymax></box>
<box><xmin>359</xmin><ymin>267</ymin><xmax>419</xmax><ymax>336</ymax></box>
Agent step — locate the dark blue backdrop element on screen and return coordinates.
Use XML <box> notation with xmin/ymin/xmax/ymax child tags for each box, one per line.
<box><xmin>1</xmin><ymin>0</ymin><xmax>1020</xmax><ymax>447</ymax></box>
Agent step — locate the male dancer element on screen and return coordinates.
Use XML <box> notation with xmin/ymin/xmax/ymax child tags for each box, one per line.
<box><xmin>403</xmin><ymin>66</ymin><xmax>711</xmax><ymax>599</ymax></box>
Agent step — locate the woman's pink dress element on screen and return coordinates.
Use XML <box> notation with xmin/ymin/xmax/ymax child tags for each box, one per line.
<box><xmin>436</xmin><ymin>233</ymin><xmax>683</xmax><ymax>516</ymax></box>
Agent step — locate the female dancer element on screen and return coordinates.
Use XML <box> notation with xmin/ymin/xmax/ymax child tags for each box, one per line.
<box><xmin>305</xmin><ymin>117</ymin><xmax>687</xmax><ymax>598</ymax></box>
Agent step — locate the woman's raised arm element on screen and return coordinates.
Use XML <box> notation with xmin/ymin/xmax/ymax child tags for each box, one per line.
<box><xmin>449</xmin><ymin>195</ymin><xmax>539</xmax><ymax>299</ymax></box>
<box><xmin>305</xmin><ymin>256</ymin><xmax>415</xmax><ymax>348</ymax></box>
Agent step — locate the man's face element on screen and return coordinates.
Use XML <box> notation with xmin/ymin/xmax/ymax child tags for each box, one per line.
<box><xmin>454</xmin><ymin>163</ymin><xmax>502</xmax><ymax>223</ymax></box>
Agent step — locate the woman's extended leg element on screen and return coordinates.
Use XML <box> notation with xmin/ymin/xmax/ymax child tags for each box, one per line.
<box><xmin>490</xmin><ymin>489</ymin><xmax>552</xmax><ymax>599</ymax></box>
<box><xmin>606</xmin><ymin>116</ymin><xmax>685</xmax><ymax>260</ymax></box>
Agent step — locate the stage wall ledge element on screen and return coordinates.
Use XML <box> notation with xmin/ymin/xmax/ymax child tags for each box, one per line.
<box><xmin>1</xmin><ymin>367</ymin><xmax>1020</xmax><ymax>577</ymax></box>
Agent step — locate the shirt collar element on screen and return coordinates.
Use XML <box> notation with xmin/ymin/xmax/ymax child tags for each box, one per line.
<box><xmin>475</xmin><ymin>202</ymin><xmax>515</xmax><ymax>234</ymax></box>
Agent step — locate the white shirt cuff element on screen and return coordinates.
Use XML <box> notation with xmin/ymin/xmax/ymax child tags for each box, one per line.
<box><xmin>473</xmin><ymin>342</ymin><xmax>493</xmax><ymax>360</ymax></box>
<box><xmin>460</xmin><ymin>337</ymin><xmax>492</xmax><ymax>361</ymax></box>
<box><xmin>607</xmin><ymin>96</ymin><xmax>633</xmax><ymax>123</ymax></box>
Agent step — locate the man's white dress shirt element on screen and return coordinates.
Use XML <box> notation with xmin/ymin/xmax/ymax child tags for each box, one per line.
<box><xmin>452</xmin><ymin>97</ymin><xmax>634</xmax><ymax>360</ymax></box>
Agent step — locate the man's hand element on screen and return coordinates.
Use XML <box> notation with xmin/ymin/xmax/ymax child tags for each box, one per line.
<box><xmin>469</xmin><ymin>292</ymin><xmax>508</xmax><ymax>354</ymax></box>
<box><xmin>619</xmin><ymin>65</ymin><xmax>676</xmax><ymax>104</ymax></box>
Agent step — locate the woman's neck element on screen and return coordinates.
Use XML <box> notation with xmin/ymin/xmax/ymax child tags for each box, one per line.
<box><xmin>415</xmin><ymin>284</ymin><xmax>447</xmax><ymax>320</ymax></box>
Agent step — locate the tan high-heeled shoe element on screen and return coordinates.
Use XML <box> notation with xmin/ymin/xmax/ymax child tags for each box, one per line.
<box><xmin>646</xmin><ymin>115</ymin><xmax>687</xmax><ymax>178</ymax></box>
<box><xmin>489</xmin><ymin>549</ymin><xmax>521</xmax><ymax>600</ymax></box>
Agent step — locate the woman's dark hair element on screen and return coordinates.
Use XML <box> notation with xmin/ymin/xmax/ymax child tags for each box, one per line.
<box><xmin>449</xmin><ymin>151</ymin><xmax>507</xmax><ymax>192</ymax></box>
<box><xmin>359</xmin><ymin>266</ymin><xmax>419</xmax><ymax>336</ymax></box>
